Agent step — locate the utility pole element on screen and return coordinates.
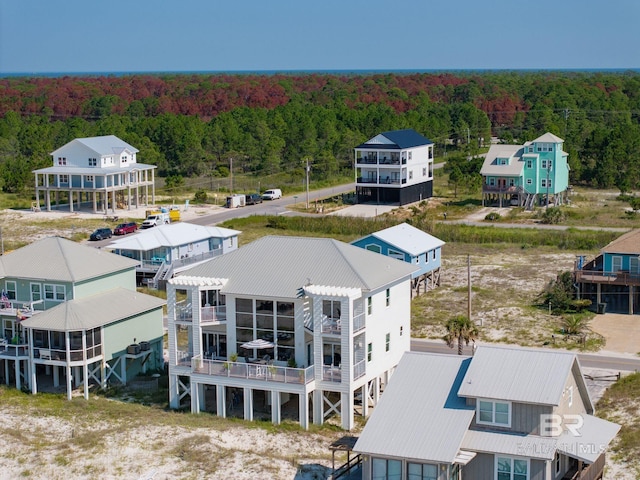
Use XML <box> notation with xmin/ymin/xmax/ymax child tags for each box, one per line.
<box><xmin>305</xmin><ymin>158</ymin><xmax>310</xmax><ymax>209</ymax></box>
<box><xmin>229</xmin><ymin>157</ymin><xmax>233</xmax><ymax>194</ymax></box>
<box><xmin>467</xmin><ymin>254</ymin><xmax>473</xmax><ymax>324</ymax></box>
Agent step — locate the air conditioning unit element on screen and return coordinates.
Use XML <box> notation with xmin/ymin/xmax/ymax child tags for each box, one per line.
<box><xmin>139</xmin><ymin>341</ymin><xmax>150</xmax><ymax>351</ymax></box>
<box><xmin>127</xmin><ymin>344</ymin><xmax>140</xmax><ymax>355</ymax></box>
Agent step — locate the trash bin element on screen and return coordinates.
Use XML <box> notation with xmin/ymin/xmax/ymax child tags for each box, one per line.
<box><xmin>597</xmin><ymin>302</ymin><xmax>607</xmax><ymax>314</ymax></box>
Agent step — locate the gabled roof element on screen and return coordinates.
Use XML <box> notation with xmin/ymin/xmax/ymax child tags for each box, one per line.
<box><xmin>176</xmin><ymin>235</ymin><xmax>419</xmax><ymax>298</ymax></box>
<box><xmin>20</xmin><ymin>287</ymin><xmax>165</xmax><ymax>331</ymax></box>
<box><xmin>532</xmin><ymin>132</ymin><xmax>564</xmax><ymax>144</ymax></box>
<box><xmin>0</xmin><ymin>237</ymin><xmax>138</xmax><ymax>283</ymax></box>
<box><xmin>106</xmin><ymin>223</ymin><xmax>241</xmax><ymax>251</ymax></box>
<box><xmin>50</xmin><ymin>135</ymin><xmax>139</xmax><ymax>156</ymax></box>
<box><xmin>601</xmin><ymin>229</ymin><xmax>640</xmax><ymax>255</ymax></box>
<box><xmin>480</xmin><ymin>144</ymin><xmax>525</xmax><ymax>176</ymax></box>
<box><xmin>354</xmin><ymin>352</ymin><xmax>475</xmax><ymax>463</ymax></box>
<box><xmin>355</xmin><ymin>222</ymin><xmax>444</xmax><ymax>256</ymax></box>
<box><xmin>356</xmin><ymin>129</ymin><xmax>433</xmax><ymax>149</ymax></box>
<box><xmin>458</xmin><ymin>346</ymin><xmax>588</xmax><ymax>407</ymax></box>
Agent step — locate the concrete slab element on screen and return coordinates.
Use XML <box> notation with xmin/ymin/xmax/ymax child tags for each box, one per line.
<box><xmin>328</xmin><ymin>204</ymin><xmax>397</xmax><ymax>218</ymax></box>
<box><xmin>590</xmin><ymin>314</ymin><xmax>640</xmax><ymax>356</ymax></box>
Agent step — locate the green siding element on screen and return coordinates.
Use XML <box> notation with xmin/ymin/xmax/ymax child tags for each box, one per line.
<box><xmin>103</xmin><ymin>307</ymin><xmax>164</xmax><ymax>360</ymax></box>
<box><xmin>74</xmin><ymin>269</ymin><xmax>137</xmax><ymax>299</ymax></box>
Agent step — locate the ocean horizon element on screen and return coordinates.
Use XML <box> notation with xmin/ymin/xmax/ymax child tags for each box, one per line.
<box><xmin>1</xmin><ymin>68</ymin><xmax>639</xmax><ymax>78</ymax></box>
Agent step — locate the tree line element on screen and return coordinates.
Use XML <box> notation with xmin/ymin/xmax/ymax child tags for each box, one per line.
<box><xmin>0</xmin><ymin>71</ymin><xmax>638</xmax><ymax>194</ymax></box>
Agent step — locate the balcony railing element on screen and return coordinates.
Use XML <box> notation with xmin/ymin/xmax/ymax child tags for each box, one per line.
<box><xmin>322</xmin><ymin>365</ymin><xmax>342</xmax><ymax>382</ymax></box>
<box><xmin>566</xmin><ymin>453</ymin><xmax>605</xmax><ymax>480</ymax></box>
<box><xmin>482</xmin><ymin>184</ymin><xmax>519</xmax><ymax>193</ymax></box>
<box><xmin>0</xmin><ymin>299</ymin><xmax>45</xmax><ymax>317</ymax></box>
<box><xmin>191</xmin><ymin>356</ymin><xmax>314</xmax><ymax>385</ymax></box>
<box><xmin>356</xmin><ymin>157</ymin><xmax>401</xmax><ymax>166</ymax></box>
<box><xmin>353</xmin><ymin>312</ymin><xmax>365</xmax><ymax>333</ymax></box>
<box><xmin>321</xmin><ymin>315</ymin><xmax>341</xmax><ymax>335</ymax></box>
<box><xmin>575</xmin><ymin>270</ymin><xmax>640</xmax><ymax>286</ymax></box>
<box><xmin>353</xmin><ymin>359</ymin><xmax>366</xmax><ymax>380</ymax></box>
<box><xmin>356</xmin><ymin>177</ymin><xmax>404</xmax><ymax>185</ymax></box>
<box><xmin>176</xmin><ymin>304</ymin><xmax>227</xmax><ymax>323</ymax></box>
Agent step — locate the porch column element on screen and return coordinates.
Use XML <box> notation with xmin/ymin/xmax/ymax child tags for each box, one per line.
<box><xmin>597</xmin><ymin>283</ymin><xmax>601</xmax><ymax>306</ymax></box>
<box><xmin>120</xmin><ymin>354</ymin><xmax>127</xmax><ymax>385</ymax></box>
<box><xmin>243</xmin><ymin>387</ymin><xmax>253</xmax><ymax>421</ymax></box>
<box><xmin>341</xmin><ymin>391</ymin><xmax>355</xmax><ymax>430</ymax></box>
<box><xmin>361</xmin><ymin>384</ymin><xmax>368</xmax><ymax>417</ymax></box>
<box><xmin>53</xmin><ymin>365</ymin><xmax>60</xmax><ymax>387</ymax></box>
<box><xmin>69</xmin><ymin>190</ymin><xmax>74</xmax><ymax>212</ymax></box>
<box><xmin>630</xmin><ymin>286</ymin><xmax>634</xmax><ymax>315</ymax></box>
<box><xmin>216</xmin><ymin>385</ymin><xmax>226</xmax><ymax>417</ymax></box>
<box><xmin>111</xmin><ymin>190</ymin><xmax>116</xmax><ymax>213</ymax></box>
<box><xmin>313</xmin><ymin>389</ymin><xmax>323</xmax><ymax>425</ymax></box>
<box><xmin>169</xmin><ymin>374</ymin><xmax>180</xmax><ymax>409</ymax></box>
<box><xmin>29</xmin><ymin>329</ymin><xmax>37</xmax><ymax>395</ymax></box>
<box><xmin>82</xmin><ymin>331</ymin><xmax>89</xmax><ymax>400</ymax></box>
<box><xmin>299</xmin><ymin>392</ymin><xmax>310</xmax><ymax>430</ymax></box>
<box><xmin>190</xmin><ymin>381</ymin><xmax>200</xmax><ymax>413</ymax></box>
<box><xmin>66</xmin><ymin>364</ymin><xmax>72</xmax><ymax>401</ymax></box>
<box><xmin>100</xmin><ymin>359</ymin><xmax>107</xmax><ymax>389</ymax></box>
<box><xmin>93</xmin><ymin>192</ymin><xmax>98</xmax><ymax>213</ymax></box>
<box><xmin>271</xmin><ymin>390</ymin><xmax>281</xmax><ymax>425</ymax></box>
<box><xmin>15</xmin><ymin>359</ymin><xmax>21</xmax><ymax>390</ymax></box>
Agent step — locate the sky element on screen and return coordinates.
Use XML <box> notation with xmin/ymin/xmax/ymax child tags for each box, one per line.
<box><xmin>1</xmin><ymin>0</ymin><xmax>638</xmax><ymax>74</ymax></box>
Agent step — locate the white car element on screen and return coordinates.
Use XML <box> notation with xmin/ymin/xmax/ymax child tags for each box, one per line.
<box><xmin>262</xmin><ymin>189</ymin><xmax>282</xmax><ymax>200</ymax></box>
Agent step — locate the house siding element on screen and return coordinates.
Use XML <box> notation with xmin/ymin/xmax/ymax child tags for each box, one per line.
<box><xmin>73</xmin><ymin>270</ymin><xmax>137</xmax><ymax>299</ymax></box>
<box><xmin>467</xmin><ymin>397</ymin><xmax>553</xmax><ymax>435</ymax></box>
<box><xmin>463</xmin><ymin>453</ymin><xmax>547</xmax><ymax>480</ymax></box>
<box><xmin>103</xmin><ymin>307</ymin><xmax>164</xmax><ymax>363</ymax></box>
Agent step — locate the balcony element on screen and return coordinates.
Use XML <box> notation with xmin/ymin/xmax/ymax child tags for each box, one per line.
<box><xmin>356</xmin><ymin>176</ymin><xmax>405</xmax><ymax>186</ymax></box>
<box><xmin>562</xmin><ymin>453</ymin><xmax>605</xmax><ymax>480</ymax></box>
<box><xmin>574</xmin><ymin>270</ymin><xmax>640</xmax><ymax>287</ymax></box>
<box><xmin>482</xmin><ymin>184</ymin><xmax>520</xmax><ymax>193</ymax></box>
<box><xmin>191</xmin><ymin>356</ymin><xmax>314</xmax><ymax>385</ymax></box>
<box><xmin>0</xmin><ymin>299</ymin><xmax>44</xmax><ymax>318</ymax></box>
<box><xmin>176</xmin><ymin>303</ymin><xmax>227</xmax><ymax>324</ymax></box>
<box><xmin>355</xmin><ymin>156</ymin><xmax>402</xmax><ymax>166</ymax></box>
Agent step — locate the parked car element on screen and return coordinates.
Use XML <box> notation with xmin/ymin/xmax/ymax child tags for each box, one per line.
<box><xmin>89</xmin><ymin>228</ymin><xmax>113</xmax><ymax>241</ymax></box>
<box><xmin>113</xmin><ymin>222</ymin><xmax>138</xmax><ymax>235</ymax></box>
<box><xmin>262</xmin><ymin>188</ymin><xmax>282</xmax><ymax>200</ymax></box>
<box><xmin>245</xmin><ymin>193</ymin><xmax>263</xmax><ymax>205</ymax></box>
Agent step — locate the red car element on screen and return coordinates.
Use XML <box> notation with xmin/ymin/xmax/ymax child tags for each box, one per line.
<box><xmin>113</xmin><ymin>222</ymin><xmax>138</xmax><ymax>235</ymax></box>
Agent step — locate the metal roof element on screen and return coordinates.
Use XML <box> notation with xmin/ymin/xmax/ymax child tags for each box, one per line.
<box><xmin>461</xmin><ymin>430</ymin><xmax>556</xmax><ymax>461</ymax></box>
<box><xmin>556</xmin><ymin>414</ymin><xmax>620</xmax><ymax>463</ymax></box>
<box><xmin>480</xmin><ymin>144</ymin><xmax>526</xmax><ymax>176</ymax></box>
<box><xmin>178</xmin><ymin>235</ymin><xmax>419</xmax><ymax>299</ymax></box>
<box><xmin>354</xmin><ymin>352</ymin><xmax>475</xmax><ymax>463</ymax></box>
<box><xmin>106</xmin><ymin>222</ymin><xmax>241</xmax><ymax>251</ymax></box>
<box><xmin>532</xmin><ymin>132</ymin><xmax>564</xmax><ymax>144</ymax></box>
<box><xmin>458</xmin><ymin>346</ymin><xmax>579</xmax><ymax>406</ymax></box>
<box><xmin>360</xmin><ymin>222</ymin><xmax>445</xmax><ymax>256</ymax></box>
<box><xmin>0</xmin><ymin>237</ymin><xmax>138</xmax><ymax>283</ymax></box>
<box><xmin>20</xmin><ymin>287</ymin><xmax>165</xmax><ymax>331</ymax></box>
<box><xmin>356</xmin><ymin>129</ymin><xmax>433</xmax><ymax>149</ymax></box>
<box><xmin>50</xmin><ymin>135</ymin><xmax>139</xmax><ymax>157</ymax></box>
<box><xmin>601</xmin><ymin>229</ymin><xmax>640</xmax><ymax>255</ymax></box>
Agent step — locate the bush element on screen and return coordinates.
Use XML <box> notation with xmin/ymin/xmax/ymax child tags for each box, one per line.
<box><xmin>193</xmin><ymin>189</ymin><xmax>209</xmax><ymax>203</ymax></box>
<box><xmin>485</xmin><ymin>212</ymin><xmax>501</xmax><ymax>221</ymax></box>
<box><xmin>539</xmin><ymin>207</ymin><xmax>566</xmax><ymax>224</ymax></box>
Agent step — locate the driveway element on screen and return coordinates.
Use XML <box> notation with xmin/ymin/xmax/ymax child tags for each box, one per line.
<box><xmin>590</xmin><ymin>313</ymin><xmax>640</xmax><ymax>356</ymax></box>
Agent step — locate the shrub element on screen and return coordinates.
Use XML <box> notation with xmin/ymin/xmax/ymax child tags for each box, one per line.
<box><xmin>193</xmin><ymin>189</ymin><xmax>209</xmax><ymax>203</ymax></box>
<box><xmin>540</xmin><ymin>207</ymin><xmax>566</xmax><ymax>224</ymax></box>
<box><xmin>485</xmin><ymin>212</ymin><xmax>501</xmax><ymax>221</ymax></box>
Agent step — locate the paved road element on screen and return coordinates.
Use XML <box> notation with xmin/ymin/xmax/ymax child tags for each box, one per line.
<box><xmin>410</xmin><ymin>338</ymin><xmax>640</xmax><ymax>372</ymax></box>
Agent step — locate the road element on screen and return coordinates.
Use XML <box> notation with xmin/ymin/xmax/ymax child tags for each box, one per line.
<box><xmin>410</xmin><ymin>338</ymin><xmax>640</xmax><ymax>372</ymax></box>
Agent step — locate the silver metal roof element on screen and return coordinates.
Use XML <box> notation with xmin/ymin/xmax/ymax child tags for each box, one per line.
<box><xmin>106</xmin><ymin>222</ymin><xmax>240</xmax><ymax>251</ymax></box>
<box><xmin>354</xmin><ymin>352</ymin><xmax>475</xmax><ymax>463</ymax></box>
<box><xmin>21</xmin><ymin>287</ymin><xmax>165</xmax><ymax>331</ymax></box>
<box><xmin>50</xmin><ymin>135</ymin><xmax>139</xmax><ymax>156</ymax></box>
<box><xmin>458</xmin><ymin>346</ymin><xmax>578</xmax><ymax>406</ymax></box>
<box><xmin>532</xmin><ymin>132</ymin><xmax>564</xmax><ymax>144</ymax></box>
<box><xmin>556</xmin><ymin>414</ymin><xmax>620</xmax><ymax>463</ymax></box>
<box><xmin>480</xmin><ymin>144</ymin><xmax>525</xmax><ymax>176</ymax></box>
<box><xmin>179</xmin><ymin>236</ymin><xmax>419</xmax><ymax>298</ymax></box>
<box><xmin>33</xmin><ymin>163</ymin><xmax>156</xmax><ymax>175</ymax></box>
<box><xmin>461</xmin><ymin>429</ymin><xmax>556</xmax><ymax>461</ymax></box>
<box><xmin>361</xmin><ymin>222</ymin><xmax>444</xmax><ymax>256</ymax></box>
<box><xmin>0</xmin><ymin>237</ymin><xmax>138</xmax><ymax>283</ymax></box>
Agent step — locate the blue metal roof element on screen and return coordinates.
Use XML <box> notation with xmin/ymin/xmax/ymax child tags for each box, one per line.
<box><xmin>356</xmin><ymin>129</ymin><xmax>433</xmax><ymax>149</ymax></box>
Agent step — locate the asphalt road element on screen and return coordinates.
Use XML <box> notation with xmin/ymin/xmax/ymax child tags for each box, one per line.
<box><xmin>410</xmin><ymin>338</ymin><xmax>640</xmax><ymax>372</ymax></box>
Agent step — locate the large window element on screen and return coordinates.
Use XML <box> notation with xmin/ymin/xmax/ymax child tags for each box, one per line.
<box><xmin>477</xmin><ymin>399</ymin><xmax>511</xmax><ymax>427</ymax></box>
<box><xmin>408</xmin><ymin>463</ymin><xmax>437</xmax><ymax>480</ymax></box>
<box><xmin>44</xmin><ymin>284</ymin><xmax>66</xmax><ymax>301</ymax></box>
<box><xmin>30</xmin><ymin>283</ymin><xmax>41</xmax><ymax>302</ymax></box>
<box><xmin>5</xmin><ymin>281</ymin><xmax>16</xmax><ymax>300</ymax></box>
<box><xmin>496</xmin><ymin>456</ymin><xmax>528</xmax><ymax>480</ymax></box>
<box><xmin>372</xmin><ymin>458</ymin><xmax>401</xmax><ymax>480</ymax></box>
<box><xmin>366</xmin><ymin>244</ymin><xmax>381</xmax><ymax>254</ymax></box>
<box><xmin>388</xmin><ymin>249</ymin><xmax>404</xmax><ymax>261</ymax></box>
<box><xmin>367</xmin><ymin>297</ymin><xmax>372</xmax><ymax>315</ymax></box>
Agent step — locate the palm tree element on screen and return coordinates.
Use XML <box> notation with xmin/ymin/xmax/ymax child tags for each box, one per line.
<box><xmin>443</xmin><ymin>315</ymin><xmax>479</xmax><ymax>355</ymax></box>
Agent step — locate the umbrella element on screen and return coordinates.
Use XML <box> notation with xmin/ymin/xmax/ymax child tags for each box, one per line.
<box><xmin>240</xmin><ymin>338</ymin><xmax>275</xmax><ymax>350</ymax></box>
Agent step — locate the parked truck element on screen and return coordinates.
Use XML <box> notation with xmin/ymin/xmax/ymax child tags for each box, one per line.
<box><xmin>141</xmin><ymin>211</ymin><xmax>171</xmax><ymax>229</ymax></box>
<box><xmin>226</xmin><ymin>194</ymin><xmax>246</xmax><ymax>208</ymax></box>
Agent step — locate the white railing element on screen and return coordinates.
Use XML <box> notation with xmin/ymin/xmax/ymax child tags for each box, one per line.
<box><xmin>322</xmin><ymin>365</ymin><xmax>342</xmax><ymax>382</ymax></box>
<box><xmin>353</xmin><ymin>359</ymin><xmax>366</xmax><ymax>380</ymax></box>
<box><xmin>353</xmin><ymin>312</ymin><xmax>366</xmax><ymax>333</ymax></box>
<box><xmin>191</xmin><ymin>356</ymin><xmax>314</xmax><ymax>385</ymax></box>
<box><xmin>321</xmin><ymin>315</ymin><xmax>341</xmax><ymax>335</ymax></box>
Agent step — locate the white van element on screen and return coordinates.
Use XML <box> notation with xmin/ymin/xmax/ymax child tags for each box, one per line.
<box><xmin>262</xmin><ymin>188</ymin><xmax>282</xmax><ymax>200</ymax></box>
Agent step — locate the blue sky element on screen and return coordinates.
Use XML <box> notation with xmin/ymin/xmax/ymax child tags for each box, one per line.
<box><xmin>1</xmin><ymin>0</ymin><xmax>638</xmax><ymax>73</ymax></box>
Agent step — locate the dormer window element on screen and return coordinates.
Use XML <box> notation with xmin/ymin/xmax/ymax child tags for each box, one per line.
<box><xmin>57</xmin><ymin>157</ymin><xmax>66</xmax><ymax>166</ymax></box>
<box><xmin>122</xmin><ymin>155</ymin><xmax>128</xmax><ymax>163</ymax></box>
<box><xmin>477</xmin><ymin>399</ymin><xmax>511</xmax><ymax>427</ymax></box>
<box><xmin>88</xmin><ymin>158</ymin><xmax>97</xmax><ymax>166</ymax></box>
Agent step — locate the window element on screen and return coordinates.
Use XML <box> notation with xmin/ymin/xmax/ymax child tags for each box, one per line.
<box><xmin>554</xmin><ymin>453</ymin><xmax>561</xmax><ymax>475</ymax></box>
<box><xmin>366</xmin><ymin>244</ymin><xmax>381</xmax><ymax>254</ymax></box>
<box><xmin>60</xmin><ymin>175</ymin><xmax>69</xmax><ymax>184</ymax></box>
<box><xmin>509</xmin><ymin>178</ymin><xmax>515</xmax><ymax>187</ymax></box>
<box><xmin>612</xmin><ymin>256</ymin><xmax>622</xmax><ymax>272</ymax></box>
<box><xmin>44</xmin><ymin>284</ymin><xmax>66</xmax><ymax>301</ymax></box>
<box><xmin>388</xmin><ymin>249</ymin><xmax>404</xmax><ymax>261</ymax></box>
<box><xmin>526</xmin><ymin>178</ymin><xmax>532</xmax><ymax>185</ymax></box>
<box><xmin>30</xmin><ymin>283</ymin><xmax>41</xmax><ymax>302</ymax></box>
<box><xmin>367</xmin><ymin>342</ymin><xmax>373</xmax><ymax>362</ymax></box>
<box><xmin>541</xmin><ymin>179</ymin><xmax>552</xmax><ymax>188</ymax></box>
<box><xmin>408</xmin><ymin>463</ymin><xmax>437</xmax><ymax>480</ymax></box>
<box><xmin>57</xmin><ymin>157</ymin><xmax>66</xmax><ymax>165</ymax></box>
<box><xmin>5</xmin><ymin>281</ymin><xmax>16</xmax><ymax>300</ymax></box>
<box><xmin>477</xmin><ymin>399</ymin><xmax>511</xmax><ymax>427</ymax></box>
<box><xmin>409</xmin><ymin>170</ymin><xmax>413</xmax><ymax>180</ymax></box>
<box><xmin>400</xmin><ymin>326</ymin><xmax>403</xmax><ymax>336</ymax></box>
<box><xmin>386</xmin><ymin>289</ymin><xmax>390</xmax><ymax>307</ymax></box>
<box><xmin>372</xmin><ymin>458</ymin><xmax>401</xmax><ymax>480</ymax></box>
<box><xmin>496</xmin><ymin>457</ymin><xmax>528</xmax><ymax>480</ymax></box>
<box><xmin>408</xmin><ymin>152</ymin><xmax>412</xmax><ymax>160</ymax></box>
<box><xmin>367</xmin><ymin>297</ymin><xmax>372</xmax><ymax>315</ymax></box>
<box><xmin>541</xmin><ymin>160</ymin><xmax>547</xmax><ymax>169</ymax></box>
<box><xmin>526</xmin><ymin>159</ymin><xmax>532</xmax><ymax>169</ymax></box>
<box><xmin>323</xmin><ymin>300</ymin><xmax>341</xmax><ymax>320</ymax></box>
<box><xmin>385</xmin><ymin>333</ymin><xmax>390</xmax><ymax>352</ymax></box>
<box><xmin>122</xmin><ymin>155</ymin><xmax>128</xmax><ymax>163</ymax></box>
<box><xmin>422</xmin><ymin>167</ymin><xmax>427</xmax><ymax>176</ymax></box>
<box><xmin>567</xmin><ymin>386</ymin><xmax>573</xmax><ymax>407</ymax></box>
<box><xmin>432</xmin><ymin>250</ymin><xmax>436</xmax><ymax>261</ymax></box>
<box><xmin>88</xmin><ymin>158</ymin><xmax>97</xmax><ymax>166</ymax></box>
<box><xmin>631</xmin><ymin>256</ymin><xmax>640</xmax><ymax>274</ymax></box>
<box><xmin>85</xmin><ymin>175</ymin><xmax>94</xmax><ymax>182</ymax></box>
<box><xmin>489</xmin><ymin>178</ymin><xmax>495</xmax><ymax>186</ymax></box>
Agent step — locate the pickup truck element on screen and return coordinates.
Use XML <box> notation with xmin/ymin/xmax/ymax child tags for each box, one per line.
<box><xmin>141</xmin><ymin>213</ymin><xmax>170</xmax><ymax>229</ymax></box>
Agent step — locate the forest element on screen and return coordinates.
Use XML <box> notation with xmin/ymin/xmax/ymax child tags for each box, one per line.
<box><xmin>0</xmin><ymin>71</ymin><xmax>639</xmax><ymax>195</ymax></box>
